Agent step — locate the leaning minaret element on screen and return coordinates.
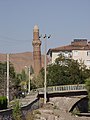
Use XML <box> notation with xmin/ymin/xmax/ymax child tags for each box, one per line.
<box><xmin>32</xmin><ymin>25</ymin><xmax>41</xmax><ymax>75</ymax></box>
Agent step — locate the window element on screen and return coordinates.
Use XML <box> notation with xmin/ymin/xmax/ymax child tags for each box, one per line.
<box><xmin>74</xmin><ymin>51</ymin><xmax>78</xmax><ymax>56</ymax></box>
<box><xmin>86</xmin><ymin>60</ymin><xmax>90</xmax><ymax>65</ymax></box>
<box><xmin>87</xmin><ymin>51</ymin><xmax>90</xmax><ymax>56</ymax></box>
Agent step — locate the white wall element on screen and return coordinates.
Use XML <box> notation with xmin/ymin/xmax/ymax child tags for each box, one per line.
<box><xmin>52</xmin><ymin>51</ymin><xmax>72</xmax><ymax>63</ymax></box>
<box><xmin>72</xmin><ymin>50</ymin><xmax>90</xmax><ymax>68</ymax></box>
<box><xmin>52</xmin><ymin>52</ymin><xmax>59</xmax><ymax>63</ymax></box>
<box><xmin>51</xmin><ymin>50</ymin><xmax>90</xmax><ymax>68</ymax></box>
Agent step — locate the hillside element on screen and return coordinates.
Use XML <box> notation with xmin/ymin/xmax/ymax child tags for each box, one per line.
<box><xmin>0</xmin><ymin>52</ymin><xmax>44</xmax><ymax>73</ymax></box>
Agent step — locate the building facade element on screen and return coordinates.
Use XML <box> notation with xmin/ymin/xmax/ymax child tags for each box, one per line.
<box><xmin>48</xmin><ymin>39</ymin><xmax>90</xmax><ymax>68</ymax></box>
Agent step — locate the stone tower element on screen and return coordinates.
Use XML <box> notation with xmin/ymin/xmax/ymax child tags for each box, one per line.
<box><xmin>32</xmin><ymin>25</ymin><xmax>42</xmax><ymax>75</ymax></box>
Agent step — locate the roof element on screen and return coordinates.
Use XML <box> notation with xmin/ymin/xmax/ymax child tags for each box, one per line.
<box><xmin>47</xmin><ymin>43</ymin><xmax>90</xmax><ymax>55</ymax></box>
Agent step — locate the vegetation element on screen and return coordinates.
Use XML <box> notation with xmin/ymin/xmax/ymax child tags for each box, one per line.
<box><xmin>26</xmin><ymin>111</ymin><xmax>35</xmax><ymax>120</ymax></box>
<box><xmin>0</xmin><ymin>62</ymin><xmax>29</xmax><ymax>99</ymax></box>
<box><xmin>0</xmin><ymin>62</ymin><xmax>17</xmax><ymax>98</ymax></box>
<box><xmin>16</xmin><ymin>65</ymin><xmax>34</xmax><ymax>92</ymax></box>
<box><xmin>0</xmin><ymin>96</ymin><xmax>7</xmax><ymax>110</ymax></box>
<box><xmin>12</xmin><ymin>100</ymin><xmax>22</xmax><ymax>120</ymax></box>
<box><xmin>38</xmin><ymin>56</ymin><xmax>90</xmax><ymax>87</ymax></box>
<box><xmin>71</xmin><ymin>106</ymin><xmax>80</xmax><ymax>115</ymax></box>
<box><xmin>26</xmin><ymin>110</ymin><xmax>41</xmax><ymax>120</ymax></box>
<box><xmin>31</xmin><ymin>72</ymin><xmax>44</xmax><ymax>89</ymax></box>
<box><xmin>0</xmin><ymin>63</ymin><xmax>25</xmax><ymax>98</ymax></box>
<box><xmin>85</xmin><ymin>78</ymin><xmax>90</xmax><ymax>111</ymax></box>
<box><xmin>17</xmin><ymin>69</ymin><xmax>28</xmax><ymax>92</ymax></box>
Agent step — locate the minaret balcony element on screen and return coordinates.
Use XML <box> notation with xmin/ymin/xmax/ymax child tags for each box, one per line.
<box><xmin>32</xmin><ymin>40</ymin><xmax>41</xmax><ymax>46</ymax></box>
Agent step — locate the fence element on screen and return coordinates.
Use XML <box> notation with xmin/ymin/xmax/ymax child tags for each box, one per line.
<box><xmin>37</xmin><ymin>84</ymin><xmax>86</xmax><ymax>94</ymax></box>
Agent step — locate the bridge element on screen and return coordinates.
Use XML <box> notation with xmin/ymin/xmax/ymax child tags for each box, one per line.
<box><xmin>0</xmin><ymin>84</ymin><xmax>88</xmax><ymax>119</ymax></box>
<box><xmin>16</xmin><ymin>84</ymin><xmax>87</xmax><ymax>107</ymax></box>
<box><xmin>37</xmin><ymin>84</ymin><xmax>87</xmax><ymax>94</ymax></box>
<box><xmin>36</xmin><ymin>84</ymin><xmax>88</xmax><ymax>114</ymax></box>
<box><xmin>22</xmin><ymin>84</ymin><xmax>87</xmax><ymax>111</ymax></box>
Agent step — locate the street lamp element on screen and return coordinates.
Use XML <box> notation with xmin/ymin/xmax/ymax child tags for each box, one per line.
<box><xmin>43</xmin><ymin>34</ymin><xmax>51</xmax><ymax>104</ymax></box>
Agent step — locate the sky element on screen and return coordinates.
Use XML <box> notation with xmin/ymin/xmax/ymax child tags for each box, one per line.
<box><xmin>0</xmin><ymin>0</ymin><xmax>90</xmax><ymax>54</ymax></box>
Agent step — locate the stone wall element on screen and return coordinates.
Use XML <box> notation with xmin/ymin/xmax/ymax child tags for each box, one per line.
<box><xmin>0</xmin><ymin>98</ymin><xmax>39</xmax><ymax>120</ymax></box>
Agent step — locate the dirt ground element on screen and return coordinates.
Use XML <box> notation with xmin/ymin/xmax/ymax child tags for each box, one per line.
<box><xmin>28</xmin><ymin>97</ymin><xmax>90</xmax><ymax>120</ymax></box>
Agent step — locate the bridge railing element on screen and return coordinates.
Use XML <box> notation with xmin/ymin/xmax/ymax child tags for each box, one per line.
<box><xmin>37</xmin><ymin>84</ymin><xmax>86</xmax><ymax>94</ymax></box>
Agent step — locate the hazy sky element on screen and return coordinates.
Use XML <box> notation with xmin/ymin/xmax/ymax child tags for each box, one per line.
<box><xmin>0</xmin><ymin>0</ymin><xmax>90</xmax><ymax>53</ymax></box>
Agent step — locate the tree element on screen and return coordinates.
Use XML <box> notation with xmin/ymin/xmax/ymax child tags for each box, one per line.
<box><xmin>31</xmin><ymin>72</ymin><xmax>44</xmax><ymax>89</ymax></box>
<box><xmin>12</xmin><ymin>100</ymin><xmax>22</xmax><ymax>120</ymax></box>
<box><xmin>0</xmin><ymin>62</ymin><xmax>17</xmax><ymax>97</ymax></box>
<box><xmin>85</xmin><ymin>78</ymin><xmax>90</xmax><ymax>111</ymax></box>
<box><xmin>17</xmin><ymin>69</ymin><xmax>28</xmax><ymax>95</ymax></box>
<box><xmin>65</xmin><ymin>59</ymin><xmax>81</xmax><ymax>84</ymax></box>
<box><xmin>40</xmin><ymin>56</ymin><xmax>90</xmax><ymax>86</ymax></box>
<box><xmin>0</xmin><ymin>62</ymin><xmax>7</xmax><ymax>95</ymax></box>
<box><xmin>9</xmin><ymin>63</ymin><xmax>16</xmax><ymax>86</ymax></box>
<box><xmin>15</xmin><ymin>73</ymin><xmax>22</xmax><ymax>86</ymax></box>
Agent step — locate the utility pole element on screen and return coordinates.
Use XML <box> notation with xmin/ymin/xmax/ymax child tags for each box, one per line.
<box><xmin>25</xmin><ymin>66</ymin><xmax>31</xmax><ymax>94</ymax></box>
<box><xmin>43</xmin><ymin>34</ymin><xmax>51</xmax><ymax>104</ymax></box>
<box><xmin>7</xmin><ymin>54</ymin><xmax>9</xmax><ymax>105</ymax></box>
<box><xmin>28</xmin><ymin>67</ymin><xmax>30</xmax><ymax>93</ymax></box>
<box><xmin>39</xmin><ymin>34</ymin><xmax>51</xmax><ymax>104</ymax></box>
<box><xmin>44</xmin><ymin>34</ymin><xmax>47</xmax><ymax>104</ymax></box>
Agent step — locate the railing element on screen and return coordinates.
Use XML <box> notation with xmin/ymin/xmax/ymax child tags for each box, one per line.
<box><xmin>37</xmin><ymin>84</ymin><xmax>86</xmax><ymax>94</ymax></box>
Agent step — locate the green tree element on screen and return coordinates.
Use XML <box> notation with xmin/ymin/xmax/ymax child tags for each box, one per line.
<box><xmin>40</xmin><ymin>56</ymin><xmax>90</xmax><ymax>86</ymax></box>
<box><xmin>65</xmin><ymin>59</ymin><xmax>81</xmax><ymax>84</ymax></box>
<box><xmin>18</xmin><ymin>69</ymin><xmax>28</xmax><ymax>93</ymax></box>
<box><xmin>0</xmin><ymin>62</ymin><xmax>17</xmax><ymax>96</ymax></box>
<box><xmin>0</xmin><ymin>62</ymin><xmax>7</xmax><ymax>94</ymax></box>
<box><xmin>9</xmin><ymin>63</ymin><xmax>16</xmax><ymax>86</ymax></box>
<box><xmin>15</xmin><ymin>73</ymin><xmax>22</xmax><ymax>86</ymax></box>
<box><xmin>31</xmin><ymin>72</ymin><xmax>44</xmax><ymax>89</ymax></box>
<box><xmin>12</xmin><ymin>100</ymin><xmax>22</xmax><ymax>120</ymax></box>
<box><xmin>85</xmin><ymin>78</ymin><xmax>90</xmax><ymax>111</ymax></box>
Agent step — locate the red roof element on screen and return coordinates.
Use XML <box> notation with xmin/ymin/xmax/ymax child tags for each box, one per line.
<box><xmin>47</xmin><ymin>41</ymin><xmax>90</xmax><ymax>55</ymax></box>
<box><xmin>47</xmin><ymin>39</ymin><xmax>90</xmax><ymax>54</ymax></box>
<box><xmin>51</xmin><ymin>44</ymin><xmax>90</xmax><ymax>51</ymax></box>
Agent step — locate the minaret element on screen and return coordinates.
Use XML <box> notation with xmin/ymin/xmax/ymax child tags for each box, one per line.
<box><xmin>32</xmin><ymin>25</ymin><xmax>42</xmax><ymax>75</ymax></box>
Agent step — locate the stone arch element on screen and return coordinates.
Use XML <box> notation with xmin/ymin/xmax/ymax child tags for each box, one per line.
<box><xmin>69</xmin><ymin>96</ymin><xmax>88</xmax><ymax>113</ymax></box>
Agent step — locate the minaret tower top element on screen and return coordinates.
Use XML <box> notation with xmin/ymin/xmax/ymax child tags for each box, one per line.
<box><xmin>33</xmin><ymin>25</ymin><xmax>39</xmax><ymax>31</ymax></box>
<box><xmin>33</xmin><ymin>25</ymin><xmax>39</xmax><ymax>40</ymax></box>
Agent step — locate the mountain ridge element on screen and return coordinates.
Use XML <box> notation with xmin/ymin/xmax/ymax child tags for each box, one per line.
<box><xmin>0</xmin><ymin>51</ymin><xmax>44</xmax><ymax>73</ymax></box>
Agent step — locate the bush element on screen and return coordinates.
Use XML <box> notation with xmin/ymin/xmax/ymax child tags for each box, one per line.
<box><xmin>12</xmin><ymin>100</ymin><xmax>22</xmax><ymax>120</ymax></box>
<box><xmin>0</xmin><ymin>96</ymin><xmax>7</xmax><ymax>110</ymax></box>
<box><xmin>85</xmin><ymin>78</ymin><xmax>90</xmax><ymax>111</ymax></box>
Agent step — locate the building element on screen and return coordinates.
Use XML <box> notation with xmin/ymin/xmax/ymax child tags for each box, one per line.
<box><xmin>47</xmin><ymin>39</ymin><xmax>90</xmax><ymax>68</ymax></box>
<box><xmin>32</xmin><ymin>25</ymin><xmax>42</xmax><ymax>75</ymax></box>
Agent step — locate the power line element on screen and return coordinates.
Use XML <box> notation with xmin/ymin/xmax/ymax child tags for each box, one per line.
<box><xmin>0</xmin><ymin>35</ymin><xmax>31</xmax><ymax>43</ymax></box>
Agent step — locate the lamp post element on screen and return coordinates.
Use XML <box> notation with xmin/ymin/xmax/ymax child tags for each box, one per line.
<box><xmin>43</xmin><ymin>34</ymin><xmax>51</xmax><ymax>104</ymax></box>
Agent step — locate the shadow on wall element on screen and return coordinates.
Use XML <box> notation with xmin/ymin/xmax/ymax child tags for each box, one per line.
<box><xmin>70</xmin><ymin>96</ymin><xmax>88</xmax><ymax>113</ymax></box>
